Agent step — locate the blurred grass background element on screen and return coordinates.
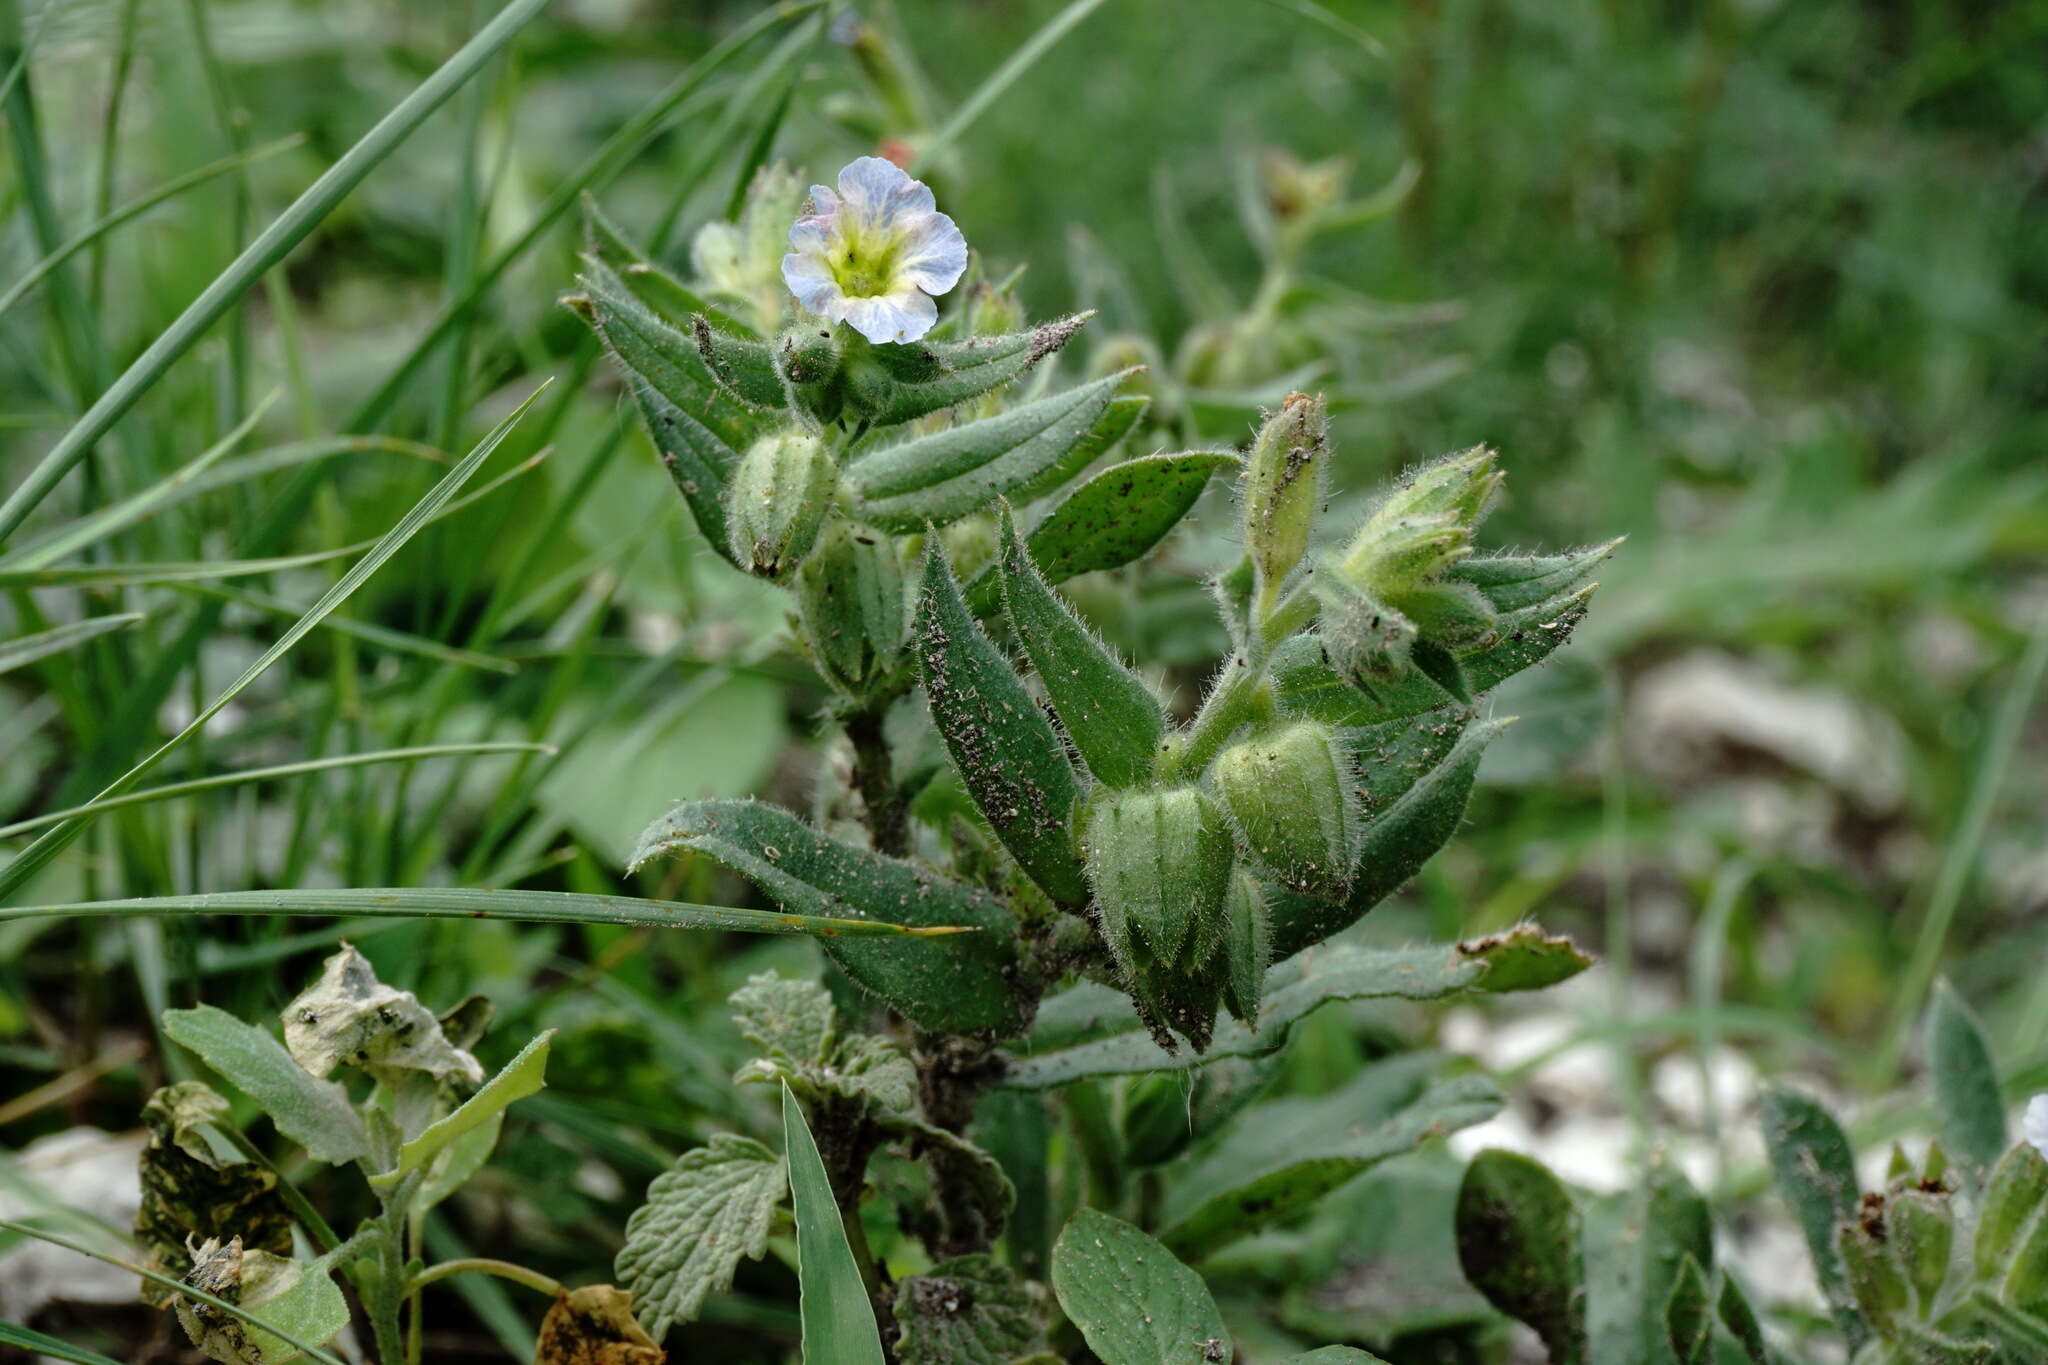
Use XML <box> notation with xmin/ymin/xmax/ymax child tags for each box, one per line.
<box><xmin>2</xmin><ymin>0</ymin><xmax>2046</xmax><ymax>1358</ymax></box>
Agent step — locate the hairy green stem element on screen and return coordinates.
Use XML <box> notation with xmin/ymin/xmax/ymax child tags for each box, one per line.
<box><xmin>845</xmin><ymin>704</ymin><xmax>909</xmax><ymax>857</ymax></box>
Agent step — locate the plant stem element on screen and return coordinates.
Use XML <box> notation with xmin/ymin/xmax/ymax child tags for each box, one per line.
<box><xmin>409</xmin><ymin>1257</ymin><xmax>564</xmax><ymax>1299</ymax></box>
<box><xmin>845</xmin><ymin>704</ymin><xmax>908</xmax><ymax>856</ymax></box>
<box><xmin>1161</xmin><ymin>656</ymin><xmax>1273</xmax><ymax>780</ymax></box>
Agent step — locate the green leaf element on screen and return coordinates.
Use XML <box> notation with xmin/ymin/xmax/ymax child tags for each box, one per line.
<box><xmin>160</xmin><ymin>1007</ymin><xmax>369</xmax><ymax>1165</ymax></box>
<box><xmin>914</xmin><ymin>544</ymin><xmax>1089</xmax><ymax>905</ymax></box>
<box><xmin>1161</xmin><ymin>1063</ymin><xmax>1502</xmax><ymax>1257</ymax></box>
<box><xmin>844</xmin><ymin>371</ymin><xmax>1132</xmax><ymax>531</ymax></box>
<box><xmin>630</xmin><ymin>797</ymin><xmax>1026</xmax><ymax>1034</ymax></box>
<box><xmin>1273</xmin><ymin>1352</ymin><xmax>1392</xmax><ymax>1365</ymax></box>
<box><xmin>1974</xmin><ymin>1143</ymin><xmax>2048</xmax><ymax>1308</ymax></box>
<box><xmin>1585</xmin><ymin>1159</ymin><xmax>1714</xmax><ymax>1365</ymax></box>
<box><xmin>964</xmin><ymin>451</ymin><xmax>1237</xmax><ymax>614</ymax></box>
<box><xmin>880</xmin><ymin>1113</ymin><xmax>1017</xmax><ymax>1254</ymax></box>
<box><xmin>998</xmin><ymin>506</ymin><xmax>1164</xmax><ymax>787</ymax></box>
<box><xmin>1664</xmin><ymin>1256</ymin><xmax>1712</xmax><ymax>1365</ymax></box>
<box><xmin>211</xmin><ymin>1244</ymin><xmax>352</xmax><ymax>1365</ymax></box>
<box><xmin>893</xmin><ymin>1254</ymin><xmax>1044</xmax><ymax>1365</ymax></box>
<box><xmin>415</xmin><ymin>1112</ymin><xmax>501</xmax><ymax>1217</ymax></box>
<box><xmin>1458</xmin><ymin>924</ymin><xmax>1596</xmax><ymax>993</ymax></box>
<box><xmin>731</xmin><ymin>970</ymin><xmax>835</xmax><ymax>1064</ymax></box>
<box><xmin>0</xmin><ymin>1321</ymin><xmax>125</xmax><ymax>1365</ymax></box>
<box><xmin>694</xmin><ymin>314</ymin><xmax>786</xmax><ymax>407</ymax></box>
<box><xmin>854</xmin><ymin>315</ymin><xmax>1092</xmax><ymax>427</ymax></box>
<box><xmin>1007</xmin><ymin>391</ymin><xmax>1151</xmax><ymax>504</ymax></box>
<box><xmin>0</xmin><ymin>614</ymin><xmax>142</xmax><ymax>676</ymax></box>
<box><xmin>1927</xmin><ymin>979</ymin><xmax>2007</xmax><ymax>1180</ymax></box>
<box><xmin>3</xmin><ymin>886</ymin><xmax>944</xmax><ymax>940</ymax></box>
<box><xmin>1004</xmin><ymin>934</ymin><xmax>1563</xmax><ymax>1088</ymax></box>
<box><xmin>1052</xmin><ymin>1208</ymin><xmax>1230</xmax><ymax>1365</ymax></box>
<box><xmin>1268</xmin><ymin>714</ymin><xmax>1507</xmax><ymax>958</ymax></box>
<box><xmin>1715</xmin><ymin>1275</ymin><xmax>1770</xmax><ymax>1365</ymax></box>
<box><xmin>615</xmin><ymin>1133</ymin><xmax>787</xmax><ymax>1338</ymax></box>
<box><xmin>1759</xmin><ymin>1089</ymin><xmax>1867</xmax><ymax>1348</ymax></box>
<box><xmin>784</xmin><ymin>1085</ymin><xmax>887</xmax><ymax>1365</ymax></box>
<box><xmin>1456</xmin><ymin>1149</ymin><xmax>1585</xmax><ymax>1365</ymax></box>
<box><xmin>377</xmin><ymin>1031</ymin><xmax>551</xmax><ymax>1184</ymax></box>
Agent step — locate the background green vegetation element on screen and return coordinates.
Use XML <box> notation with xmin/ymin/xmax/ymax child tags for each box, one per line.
<box><xmin>1</xmin><ymin>0</ymin><xmax>2044</xmax><ymax>1359</ymax></box>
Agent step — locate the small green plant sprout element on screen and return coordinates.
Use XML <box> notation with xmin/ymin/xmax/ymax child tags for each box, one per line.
<box><xmin>137</xmin><ymin>945</ymin><xmax>573</xmax><ymax>1363</ymax></box>
<box><xmin>1453</xmin><ymin>986</ymin><xmax>2048</xmax><ymax>1364</ymax></box>
<box><xmin>565</xmin><ymin>153</ymin><xmax>1608</xmax><ymax>1354</ymax></box>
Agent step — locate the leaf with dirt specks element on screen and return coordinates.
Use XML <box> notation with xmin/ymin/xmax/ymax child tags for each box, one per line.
<box><xmin>915</xmin><ymin>543</ymin><xmax>1089</xmax><ymax>905</ymax></box>
<box><xmin>1052</xmin><ymin>1209</ymin><xmax>1230</xmax><ymax>1365</ymax></box>
<box><xmin>614</xmin><ymin>1134</ymin><xmax>786</xmax><ymax>1337</ymax></box>
<box><xmin>1760</xmin><ymin>1088</ymin><xmax>1867</xmax><ymax>1348</ymax></box>
<box><xmin>160</xmin><ymin>1006</ymin><xmax>369</xmax><ymax>1165</ymax></box>
<box><xmin>1456</xmin><ymin>1149</ymin><xmax>1585</xmax><ymax>1364</ymax></box>
<box><xmin>856</xmin><ymin>315</ymin><xmax>1092</xmax><ymax>427</ymax></box>
<box><xmin>894</xmin><ymin>1254</ymin><xmax>1043</xmax><ymax>1365</ymax></box>
<box><xmin>633</xmin><ymin>798</ymin><xmax>1024</xmax><ymax>1035</ymax></box>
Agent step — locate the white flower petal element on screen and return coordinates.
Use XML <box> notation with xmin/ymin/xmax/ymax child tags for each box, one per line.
<box><xmin>839</xmin><ymin>287</ymin><xmax>938</xmax><ymax>345</ymax></box>
<box><xmin>2026</xmin><ymin>1094</ymin><xmax>2048</xmax><ymax>1159</ymax></box>
<box><xmin>802</xmin><ymin>183</ymin><xmax>840</xmax><ymax>219</ymax></box>
<box><xmin>786</xmin><ymin>216</ymin><xmax>831</xmax><ymax>254</ymax></box>
<box><xmin>780</xmin><ymin>251</ymin><xmax>840</xmax><ymax>314</ymax></box>
<box><xmin>836</xmin><ymin>155</ymin><xmax>933</xmax><ymax>222</ymax></box>
<box><xmin>894</xmin><ymin>210</ymin><xmax>968</xmax><ymax>296</ymax></box>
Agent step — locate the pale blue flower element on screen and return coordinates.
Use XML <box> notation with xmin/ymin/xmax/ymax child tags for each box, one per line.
<box><xmin>781</xmin><ymin>157</ymin><xmax>967</xmax><ymax>345</ymax></box>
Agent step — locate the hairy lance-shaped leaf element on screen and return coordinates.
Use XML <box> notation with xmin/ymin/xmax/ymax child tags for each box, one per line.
<box><xmin>1268</xmin><ymin>714</ymin><xmax>1507</xmax><ymax>958</ymax></box>
<box><xmin>1716</xmin><ymin>1275</ymin><xmax>1771</xmax><ymax>1365</ymax></box>
<box><xmin>1456</xmin><ymin>1149</ymin><xmax>1586</xmax><ymax>1364</ymax></box>
<box><xmin>1760</xmin><ymin>1088</ymin><xmax>1868</xmax><ymax>1348</ymax></box>
<box><xmin>376</xmin><ymin>1030</ymin><xmax>552</xmax><ymax>1185</ymax></box>
<box><xmin>1008</xmin><ymin>392</ymin><xmax>1151</xmax><ymax>504</ymax></box>
<box><xmin>785</xmin><ymin>1086</ymin><xmax>887</xmax><ymax>1365</ymax></box>
<box><xmin>1052</xmin><ymin>1208</ymin><xmax>1229</xmax><ymax>1365</ymax></box>
<box><xmin>633</xmin><ymin>797</ymin><xmax>1026</xmax><ymax>1034</ymax></box>
<box><xmin>965</xmin><ymin>451</ymin><xmax>1238</xmax><ymax>614</ymax></box>
<box><xmin>855</xmin><ymin>314</ymin><xmax>1092</xmax><ymax>428</ymax></box>
<box><xmin>160</xmin><ymin>1006</ymin><xmax>369</xmax><ymax>1165</ymax></box>
<box><xmin>998</xmin><ymin>507</ymin><xmax>1164</xmax><ymax>788</ymax></box>
<box><xmin>1584</xmin><ymin>1157</ymin><xmax>1712</xmax><ymax>1365</ymax></box>
<box><xmin>693</xmin><ymin>315</ymin><xmax>785</xmax><ymax>407</ymax></box>
<box><xmin>894</xmin><ymin>1254</ymin><xmax>1044</xmax><ymax>1365</ymax></box>
<box><xmin>1927</xmin><ymin>980</ymin><xmax>2006</xmax><ymax>1181</ymax></box>
<box><xmin>1002</xmin><ymin>928</ymin><xmax>1586</xmax><ymax>1088</ymax></box>
<box><xmin>616</xmin><ymin>1133</ymin><xmax>786</xmax><ymax>1338</ymax></box>
<box><xmin>915</xmin><ymin>544</ymin><xmax>1089</xmax><ymax>905</ymax></box>
<box><xmin>1160</xmin><ymin>1063</ymin><xmax>1502</xmax><ymax>1257</ymax></box>
<box><xmin>582</xmin><ymin>195</ymin><xmax>756</xmax><ymax>337</ymax></box>
<box><xmin>844</xmin><ymin>371</ymin><xmax>1132</xmax><ymax>531</ymax></box>
<box><xmin>1664</xmin><ymin>1256</ymin><xmax>1712</xmax><ymax>1365</ymax></box>
<box><xmin>567</xmin><ymin>255</ymin><xmax>764</xmax><ymax>566</ymax></box>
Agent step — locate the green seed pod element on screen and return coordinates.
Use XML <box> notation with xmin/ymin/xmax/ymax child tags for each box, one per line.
<box><xmin>726</xmin><ymin>428</ymin><xmax>834</xmax><ymax>581</ymax></box>
<box><xmin>1211</xmin><ymin>721</ymin><xmax>1361</xmax><ymax>899</ymax></box>
<box><xmin>1887</xmin><ymin>1188</ymin><xmax>1954</xmax><ymax>1316</ymax></box>
<box><xmin>1242</xmin><ymin>393</ymin><xmax>1326</xmax><ymax>619</ymax></box>
<box><xmin>1838</xmin><ymin>1201</ymin><xmax>1910</xmax><ymax>1328</ymax></box>
<box><xmin>794</xmin><ymin>520</ymin><xmax>910</xmax><ymax>701</ymax></box>
<box><xmin>1084</xmin><ymin>786</ymin><xmax>1234</xmax><ymax>967</ymax></box>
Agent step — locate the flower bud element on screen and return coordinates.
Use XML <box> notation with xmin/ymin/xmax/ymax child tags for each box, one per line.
<box><xmin>1085</xmin><ymin>785</ymin><xmax>1234</xmax><ymax>967</ymax></box>
<box><xmin>1886</xmin><ymin>1188</ymin><xmax>1954</xmax><ymax>1315</ymax></box>
<box><xmin>794</xmin><ymin>520</ymin><xmax>910</xmax><ymax>700</ymax></box>
<box><xmin>777</xmin><ymin>326</ymin><xmax>846</xmax><ymax>425</ymax></box>
<box><xmin>1242</xmin><ymin>392</ymin><xmax>1326</xmax><ymax>603</ymax></box>
<box><xmin>1838</xmin><ymin>1200</ymin><xmax>1910</xmax><ymax>1328</ymax></box>
<box><xmin>726</xmin><ymin>428</ymin><xmax>833</xmax><ymax>581</ymax></box>
<box><xmin>1337</xmin><ymin>446</ymin><xmax>1501</xmax><ymax>595</ymax></box>
<box><xmin>1315</xmin><ymin>577</ymin><xmax>1416</xmax><ymax>694</ymax></box>
<box><xmin>1211</xmin><ymin>721</ymin><xmax>1361</xmax><ymax>899</ymax></box>
<box><xmin>690</xmin><ymin>162</ymin><xmax>801</xmax><ymax>335</ymax></box>
<box><xmin>1976</xmin><ymin>1143</ymin><xmax>2048</xmax><ymax>1304</ymax></box>
<box><xmin>1261</xmin><ymin>150</ymin><xmax>1348</xmax><ymax>227</ymax></box>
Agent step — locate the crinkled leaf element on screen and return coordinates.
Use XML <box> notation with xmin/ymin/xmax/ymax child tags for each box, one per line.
<box><xmin>1455</xmin><ymin>1149</ymin><xmax>1585</xmax><ymax>1364</ymax></box>
<box><xmin>857</xmin><ymin>315</ymin><xmax>1091</xmax><ymax>428</ymax></box>
<box><xmin>881</xmin><ymin>1114</ymin><xmax>1015</xmax><ymax>1253</ymax></box>
<box><xmin>1160</xmin><ymin>1063</ymin><xmax>1502</xmax><ymax>1258</ymax></box>
<box><xmin>915</xmin><ymin>545</ymin><xmax>1088</xmax><ymax>906</ymax></box>
<box><xmin>376</xmin><ymin>1030</ymin><xmax>551</xmax><ymax>1185</ymax></box>
<box><xmin>964</xmin><ymin>452</ymin><xmax>1236</xmax><ymax>614</ymax></box>
<box><xmin>1927</xmin><ymin>979</ymin><xmax>2006</xmax><ymax>1180</ymax></box>
<box><xmin>534</xmin><ymin>1284</ymin><xmax>665</xmax><ymax>1364</ymax></box>
<box><xmin>1052</xmin><ymin>1208</ymin><xmax>1228</xmax><ymax>1365</ymax></box>
<box><xmin>894</xmin><ymin>1254</ymin><xmax>1043</xmax><ymax>1365</ymax></box>
<box><xmin>843</xmin><ymin>371</ymin><xmax>1132</xmax><ymax>532</ymax></box>
<box><xmin>784</xmin><ymin>1085</ymin><xmax>887</xmax><ymax>1365</ymax></box>
<box><xmin>160</xmin><ymin>1006</ymin><xmax>369</xmax><ymax>1165</ymax></box>
<box><xmin>136</xmin><ymin>1083</ymin><xmax>293</xmax><ymax>1306</ymax></box>
<box><xmin>281</xmin><ymin>944</ymin><xmax>483</xmax><ymax>1086</ymax></box>
<box><xmin>615</xmin><ymin>1133</ymin><xmax>786</xmax><ymax>1337</ymax></box>
<box><xmin>730</xmin><ymin>970</ymin><xmax>835</xmax><ymax>1065</ymax></box>
<box><xmin>998</xmin><ymin>507</ymin><xmax>1163</xmax><ymax>787</ymax></box>
<box><xmin>631</xmin><ymin>798</ymin><xmax>1025</xmax><ymax>1034</ymax></box>
<box><xmin>831</xmin><ymin>1034</ymin><xmax>919</xmax><ymax>1115</ymax></box>
<box><xmin>1268</xmin><ymin>715</ymin><xmax>1506</xmax><ymax>959</ymax></box>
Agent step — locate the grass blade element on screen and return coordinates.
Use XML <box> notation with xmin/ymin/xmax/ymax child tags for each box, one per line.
<box><xmin>0</xmin><ymin>388</ymin><xmax>544</xmax><ymax>901</ymax></box>
<box><xmin>0</xmin><ymin>743</ymin><xmax>549</xmax><ymax>839</ymax></box>
<box><xmin>0</xmin><ymin>1321</ymin><xmax>124</xmax><ymax>1365</ymax></box>
<box><xmin>0</xmin><ymin>614</ymin><xmax>143</xmax><ymax>677</ymax></box>
<box><xmin>912</xmin><ymin>0</ymin><xmax>1116</xmax><ymax>171</ymax></box>
<box><xmin>782</xmin><ymin>1084</ymin><xmax>887</xmax><ymax>1365</ymax></box>
<box><xmin>0</xmin><ymin>0</ymin><xmax>553</xmax><ymax>546</ymax></box>
<box><xmin>0</xmin><ymin>887</ymin><xmax>974</xmax><ymax>938</ymax></box>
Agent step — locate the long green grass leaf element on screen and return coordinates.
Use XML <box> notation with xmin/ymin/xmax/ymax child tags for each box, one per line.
<box><xmin>0</xmin><ymin>0</ymin><xmax>553</xmax><ymax>546</ymax></box>
<box><xmin>0</xmin><ymin>1321</ymin><xmax>124</xmax><ymax>1365</ymax></box>
<box><xmin>782</xmin><ymin>1085</ymin><xmax>887</xmax><ymax>1365</ymax></box>
<box><xmin>0</xmin><ymin>389</ymin><xmax>543</xmax><ymax>901</ymax></box>
<box><xmin>912</xmin><ymin>0</ymin><xmax>1116</xmax><ymax>171</ymax></box>
<box><xmin>0</xmin><ymin>887</ymin><xmax>972</xmax><ymax>938</ymax></box>
<box><xmin>0</xmin><ymin>614</ymin><xmax>143</xmax><ymax>677</ymax></box>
